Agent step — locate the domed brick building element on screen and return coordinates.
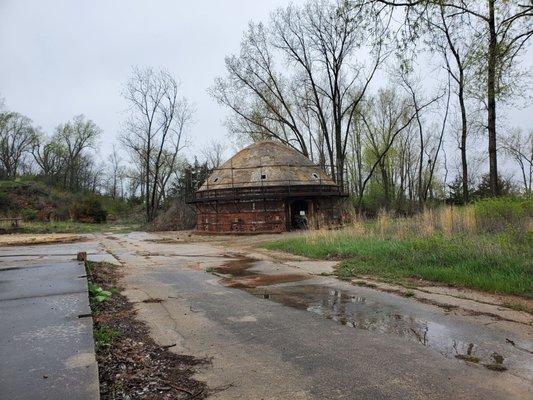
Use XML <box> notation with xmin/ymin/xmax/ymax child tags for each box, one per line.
<box><xmin>192</xmin><ymin>141</ymin><xmax>346</xmax><ymax>234</ymax></box>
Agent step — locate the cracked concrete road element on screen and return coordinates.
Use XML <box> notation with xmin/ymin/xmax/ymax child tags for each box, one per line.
<box><xmin>0</xmin><ymin>241</ymin><xmax>102</xmax><ymax>400</ymax></box>
<box><xmin>90</xmin><ymin>231</ymin><xmax>533</xmax><ymax>400</ymax></box>
<box><xmin>4</xmin><ymin>231</ymin><xmax>530</xmax><ymax>399</ymax></box>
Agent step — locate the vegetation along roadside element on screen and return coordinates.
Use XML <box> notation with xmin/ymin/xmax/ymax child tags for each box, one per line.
<box><xmin>264</xmin><ymin>197</ymin><xmax>533</xmax><ymax>298</ymax></box>
<box><xmin>86</xmin><ymin>261</ymin><xmax>209</xmax><ymax>399</ymax></box>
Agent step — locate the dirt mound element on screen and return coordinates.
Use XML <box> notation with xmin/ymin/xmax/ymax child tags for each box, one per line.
<box><xmin>149</xmin><ymin>199</ymin><xmax>196</xmax><ymax>231</ymax></box>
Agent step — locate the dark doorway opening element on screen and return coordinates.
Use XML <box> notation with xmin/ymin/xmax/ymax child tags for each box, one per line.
<box><xmin>290</xmin><ymin>200</ymin><xmax>309</xmax><ymax>230</ymax></box>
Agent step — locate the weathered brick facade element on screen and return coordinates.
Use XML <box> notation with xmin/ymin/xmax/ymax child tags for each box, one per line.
<box><xmin>192</xmin><ymin>141</ymin><xmax>345</xmax><ymax>234</ymax></box>
<box><xmin>195</xmin><ymin>198</ymin><xmax>343</xmax><ymax>234</ymax></box>
<box><xmin>196</xmin><ymin>200</ymin><xmax>286</xmax><ymax>233</ymax></box>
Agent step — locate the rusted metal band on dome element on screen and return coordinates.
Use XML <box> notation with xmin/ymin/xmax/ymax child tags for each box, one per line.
<box><xmin>191</xmin><ymin>183</ymin><xmax>345</xmax><ymax>204</ymax></box>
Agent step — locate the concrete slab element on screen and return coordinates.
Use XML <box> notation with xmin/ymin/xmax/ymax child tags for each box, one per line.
<box><xmin>285</xmin><ymin>260</ymin><xmax>338</xmax><ymax>275</ymax></box>
<box><xmin>0</xmin><ymin>262</ymin><xmax>88</xmax><ymax>301</ymax></box>
<box><xmin>0</xmin><ymin>260</ymin><xmax>99</xmax><ymax>400</ymax></box>
<box><xmin>0</xmin><ymin>241</ymin><xmax>102</xmax><ymax>258</ymax></box>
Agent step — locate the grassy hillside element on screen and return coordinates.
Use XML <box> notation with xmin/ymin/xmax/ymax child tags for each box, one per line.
<box><xmin>264</xmin><ymin>197</ymin><xmax>533</xmax><ymax>297</ymax></box>
<box><xmin>0</xmin><ymin>180</ymin><xmax>141</xmax><ymax>233</ymax></box>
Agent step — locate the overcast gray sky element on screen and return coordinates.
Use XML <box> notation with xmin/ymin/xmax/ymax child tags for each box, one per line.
<box><xmin>0</xmin><ymin>0</ymin><xmax>307</xmax><ymax>160</ymax></box>
<box><xmin>0</xmin><ymin>0</ymin><xmax>531</xmax><ymax>164</ymax></box>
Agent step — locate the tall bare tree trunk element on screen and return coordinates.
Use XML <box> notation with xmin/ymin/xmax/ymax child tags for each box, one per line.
<box><xmin>459</xmin><ymin>84</ymin><xmax>469</xmax><ymax>202</ymax></box>
<box><xmin>380</xmin><ymin>162</ymin><xmax>390</xmax><ymax>209</ymax></box>
<box><xmin>487</xmin><ymin>0</ymin><xmax>499</xmax><ymax>196</ymax></box>
<box><xmin>145</xmin><ymin>146</ymin><xmax>151</xmax><ymax>222</ymax></box>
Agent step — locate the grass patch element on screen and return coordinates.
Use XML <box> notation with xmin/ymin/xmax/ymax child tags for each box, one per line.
<box><xmin>503</xmin><ymin>302</ymin><xmax>532</xmax><ymax>313</ymax></box>
<box><xmin>18</xmin><ymin>221</ymin><xmax>140</xmax><ymax>234</ymax></box>
<box><xmin>93</xmin><ymin>325</ymin><xmax>121</xmax><ymax>350</ymax></box>
<box><xmin>264</xmin><ymin>231</ymin><xmax>532</xmax><ymax>297</ymax></box>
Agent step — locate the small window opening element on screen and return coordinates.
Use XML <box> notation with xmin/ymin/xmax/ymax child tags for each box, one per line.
<box><xmin>312</xmin><ymin>173</ymin><xmax>319</xmax><ymax>179</ymax></box>
<box><xmin>261</xmin><ymin>174</ymin><xmax>267</xmax><ymax>180</ymax></box>
<box><xmin>213</xmin><ymin>177</ymin><xmax>219</xmax><ymax>183</ymax></box>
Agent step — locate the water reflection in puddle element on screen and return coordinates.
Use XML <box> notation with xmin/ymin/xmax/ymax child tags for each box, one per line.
<box><xmin>213</xmin><ymin>258</ymin><xmax>526</xmax><ymax>374</ymax></box>
<box><xmin>253</xmin><ymin>285</ymin><xmax>511</xmax><ymax>370</ymax></box>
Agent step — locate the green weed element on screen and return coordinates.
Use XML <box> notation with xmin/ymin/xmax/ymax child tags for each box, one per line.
<box><xmin>93</xmin><ymin>325</ymin><xmax>121</xmax><ymax>349</ymax></box>
<box><xmin>88</xmin><ymin>282</ymin><xmax>112</xmax><ymax>303</ymax></box>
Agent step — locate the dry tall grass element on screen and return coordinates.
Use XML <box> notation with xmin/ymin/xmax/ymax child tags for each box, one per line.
<box><xmin>309</xmin><ymin>197</ymin><xmax>532</xmax><ymax>243</ymax></box>
<box><xmin>342</xmin><ymin>201</ymin><xmax>530</xmax><ymax>239</ymax></box>
<box><xmin>268</xmin><ymin>197</ymin><xmax>532</xmax><ymax>296</ymax></box>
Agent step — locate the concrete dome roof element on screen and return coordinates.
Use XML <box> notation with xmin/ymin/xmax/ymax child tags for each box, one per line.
<box><xmin>198</xmin><ymin>141</ymin><xmax>336</xmax><ymax>191</ymax></box>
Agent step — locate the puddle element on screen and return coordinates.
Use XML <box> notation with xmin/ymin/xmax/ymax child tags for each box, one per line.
<box><xmin>252</xmin><ymin>284</ymin><xmax>521</xmax><ymax>373</ymax></box>
<box><xmin>214</xmin><ymin>258</ymin><xmax>533</xmax><ymax>377</ymax></box>
<box><xmin>214</xmin><ymin>258</ymin><xmax>309</xmax><ymax>288</ymax></box>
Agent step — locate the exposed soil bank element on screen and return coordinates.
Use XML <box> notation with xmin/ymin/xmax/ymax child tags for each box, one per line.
<box><xmin>87</xmin><ymin>261</ymin><xmax>209</xmax><ymax>399</ymax></box>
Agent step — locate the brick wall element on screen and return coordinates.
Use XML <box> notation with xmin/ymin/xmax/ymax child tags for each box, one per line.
<box><xmin>195</xmin><ymin>197</ymin><xmax>344</xmax><ymax>234</ymax></box>
<box><xmin>196</xmin><ymin>200</ymin><xmax>286</xmax><ymax>233</ymax></box>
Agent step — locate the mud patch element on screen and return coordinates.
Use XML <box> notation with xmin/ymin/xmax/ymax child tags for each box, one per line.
<box><xmin>484</xmin><ymin>353</ymin><xmax>508</xmax><ymax>372</ymax></box>
<box><xmin>143</xmin><ymin>298</ymin><xmax>165</xmax><ymax>303</ymax></box>
<box><xmin>227</xmin><ymin>315</ymin><xmax>258</xmax><ymax>322</ymax></box>
<box><xmin>214</xmin><ymin>258</ymin><xmax>309</xmax><ymax>288</ymax></box>
<box><xmin>454</xmin><ymin>343</ymin><xmax>480</xmax><ymax>363</ymax></box>
<box><xmin>0</xmin><ymin>234</ymin><xmax>84</xmax><ymax>246</ymax></box>
<box><xmin>219</xmin><ymin>274</ymin><xmax>310</xmax><ymax>288</ymax></box>
<box><xmin>144</xmin><ymin>238</ymin><xmax>183</xmax><ymax>244</ymax></box>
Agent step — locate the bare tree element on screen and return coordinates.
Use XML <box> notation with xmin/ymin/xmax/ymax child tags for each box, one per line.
<box><xmin>0</xmin><ymin>111</ymin><xmax>38</xmax><ymax>179</ymax></box>
<box><xmin>32</xmin><ymin>133</ymin><xmax>67</xmax><ymax>186</ymax></box>
<box><xmin>377</xmin><ymin>0</ymin><xmax>533</xmax><ymax>196</ymax></box>
<box><xmin>106</xmin><ymin>144</ymin><xmax>124</xmax><ymax>198</ymax></box>
<box><xmin>55</xmin><ymin>115</ymin><xmax>101</xmax><ymax>190</ymax></box>
<box><xmin>200</xmin><ymin>140</ymin><xmax>227</xmax><ymax>170</ymax></box>
<box><xmin>357</xmin><ymin>88</ymin><xmax>439</xmax><ymax>210</ymax></box>
<box><xmin>121</xmin><ymin>67</ymin><xmax>193</xmax><ymax>222</ymax></box>
<box><xmin>211</xmin><ymin>0</ymin><xmax>391</xmax><ymax>190</ymax></box>
<box><xmin>502</xmin><ymin>128</ymin><xmax>532</xmax><ymax>193</ymax></box>
<box><xmin>421</xmin><ymin>4</ymin><xmax>476</xmax><ymax>203</ymax></box>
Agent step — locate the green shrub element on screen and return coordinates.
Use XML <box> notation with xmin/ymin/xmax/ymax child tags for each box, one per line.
<box><xmin>52</xmin><ymin>207</ymin><xmax>70</xmax><ymax>221</ymax></box>
<box><xmin>473</xmin><ymin>196</ymin><xmax>532</xmax><ymax>232</ymax></box>
<box><xmin>21</xmin><ymin>209</ymin><xmax>37</xmax><ymax>221</ymax></box>
<box><xmin>0</xmin><ymin>192</ymin><xmax>12</xmax><ymax>213</ymax></box>
<box><xmin>70</xmin><ymin>197</ymin><xmax>108</xmax><ymax>223</ymax></box>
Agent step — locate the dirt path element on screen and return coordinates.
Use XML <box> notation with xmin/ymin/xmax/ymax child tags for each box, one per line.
<box><xmin>92</xmin><ymin>231</ymin><xmax>532</xmax><ymax>399</ymax></box>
